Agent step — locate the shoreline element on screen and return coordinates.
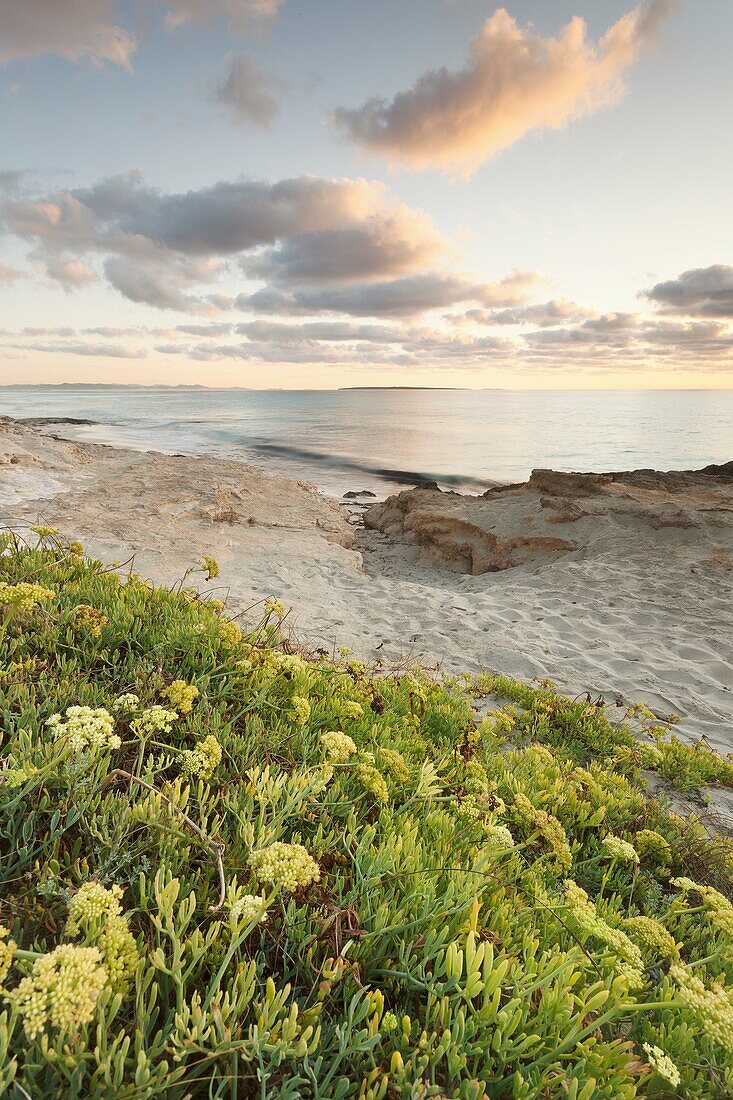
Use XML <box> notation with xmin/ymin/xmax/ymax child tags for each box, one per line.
<box><xmin>1</xmin><ymin>415</ymin><xmax>732</xmax><ymax>753</ymax></box>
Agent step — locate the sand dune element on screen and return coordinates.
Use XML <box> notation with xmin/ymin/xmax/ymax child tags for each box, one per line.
<box><xmin>1</xmin><ymin>416</ymin><xmax>732</xmax><ymax>752</ymax></box>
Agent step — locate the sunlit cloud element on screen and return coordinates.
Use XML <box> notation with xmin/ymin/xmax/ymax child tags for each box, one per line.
<box><xmin>333</xmin><ymin>1</ymin><xmax>676</xmax><ymax>173</ymax></box>
<box><xmin>0</xmin><ymin>0</ymin><xmax>136</xmax><ymax>70</ymax></box>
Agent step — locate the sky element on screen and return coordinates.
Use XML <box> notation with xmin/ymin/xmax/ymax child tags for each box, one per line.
<box><xmin>1</xmin><ymin>0</ymin><xmax>732</xmax><ymax>389</ymax></box>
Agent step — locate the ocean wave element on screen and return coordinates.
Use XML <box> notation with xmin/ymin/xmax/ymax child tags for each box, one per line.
<box><xmin>248</xmin><ymin>440</ymin><xmax>489</xmax><ymax>491</ymax></box>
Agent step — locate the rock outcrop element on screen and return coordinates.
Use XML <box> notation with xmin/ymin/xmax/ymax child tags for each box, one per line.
<box><xmin>363</xmin><ymin>465</ymin><xmax>733</xmax><ymax>575</ymax></box>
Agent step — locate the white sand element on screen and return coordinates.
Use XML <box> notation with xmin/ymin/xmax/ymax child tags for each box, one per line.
<box><xmin>2</xmin><ymin>417</ymin><xmax>732</xmax><ymax>753</ymax></box>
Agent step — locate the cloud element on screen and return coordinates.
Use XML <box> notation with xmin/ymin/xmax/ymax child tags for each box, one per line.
<box><xmin>44</xmin><ymin>257</ymin><xmax>96</xmax><ymax>290</ymax></box>
<box><xmin>104</xmin><ymin>255</ymin><xmax>221</xmax><ymax>312</ymax></box>
<box><xmin>176</xmin><ymin>322</ymin><xmax>234</xmax><ymax>336</ymax></box>
<box><xmin>524</xmin><ymin>314</ymin><xmax>733</xmax><ymax>367</ymax></box>
<box><xmin>2</xmin><ymin>169</ymin><xmax>472</xmax><ymax>313</ymax></box>
<box><xmin>464</xmin><ymin>298</ymin><xmax>594</xmax><ymax>326</ymax></box>
<box><xmin>164</xmin><ymin>0</ymin><xmax>283</xmax><ymax>30</ymax></box>
<box><xmin>243</xmin><ymin>206</ymin><xmax>446</xmax><ymax>284</ymax></box>
<box><xmin>644</xmin><ymin>264</ymin><xmax>733</xmax><ymax>317</ymax></box>
<box><xmin>0</xmin><ymin>262</ymin><xmax>23</xmax><ymax>286</ymax></box>
<box><xmin>66</xmin><ymin>171</ymin><xmax>386</xmax><ymax>254</ymax></box>
<box><xmin>237</xmin><ymin>320</ymin><xmax>404</xmax><ymax>343</ymax></box>
<box><xmin>0</xmin><ymin>0</ymin><xmax>136</xmax><ymax>69</ymax></box>
<box><xmin>333</xmin><ymin>1</ymin><xmax>675</xmax><ymax>173</ymax></box>
<box><xmin>4</xmin><ymin>340</ymin><xmax>145</xmax><ymax>358</ymax></box>
<box><xmin>238</xmin><ymin>269</ymin><xmax>540</xmax><ymax>317</ymax></box>
<box><xmin>214</xmin><ymin>54</ymin><xmax>286</xmax><ymax>128</ymax></box>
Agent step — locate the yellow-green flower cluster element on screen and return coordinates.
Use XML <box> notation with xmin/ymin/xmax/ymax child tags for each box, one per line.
<box><xmin>623</xmin><ymin>916</ymin><xmax>677</xmax><ymax>960</ymax></box>
<box><xmin>321</xmin><ymin>730</ymin><xmax>357</xmax><ymax>763</ymax></box>
<box><xmin>484</xmin><ymin>823</ymin><xmax>515</xmax><ymax>849</ymax></box>
<box><xmin>512</xmin><ymin>793</ymin><xmax>572</xmax><ymax>871</ymax></box>
<box><xmin>291</xmin><ymin>696</ymin><xmax>311</xmax><ymax>726</ymax></box>
<box><xmin>670</xmin><ymin>964</ymin><xmax>733</xmax><ymax>1056</ymax></box>
<box><xmin>2</xmin><ymin>763</ymin><xmax>39</xmax><ymax>788</ymax></box>
<box><xmin>66</xmin><ymin>881</ymin><xmax>125</xmax><ymax>934</ymax></box>
<box><xmin>270</xmin><ymin>652</ymin><xmax>309</xmax><ymax>676</ymax></box>
<box><xmin>264</xmin><ymin>597</ymin><xmax>286</xmax><ymax>619</ymax></box>
<box><xmin>181</xmin><ymin>735</ymin><xmax>222</xmax><ymax>781</ymax></box>
<box><xmin>635</xmin><ymin>829</ymin><xmax>672</xmax><ymax>866</ymax></box>
<box><xmin>46</xmin><ymin>706</ymin><xmax>120</xmax><ymax>754</ymax></box>
<box><xmin>230</xmin><ymin>894</ymin><xmax>269</xmax><ymax>928</ymax></box>
<box><xmin>461</xmin><ymin>760</ymin><xmax>490</xmax><ymax>797</ymax></box>
<box><xmin>202</xmin><ymin>555</ymin><xmax>219</xmax><ymax>580</ymax></box>
<box><xmin>71</xmin><ymin>604</ymin><xmax>109</xmax><ymax>637</ymax></box>
<box><xmin>672</xmin><ymin>877</ymin><xmax>733</xmax><ymax>937</ymax></box>
<box><xmin>131</xmin><ymin>705</ymin><xmax>177</xmax><ymax>737</ymax></box>
<box><xmin>455</xmin><ymin>796</ymin><xmax>482</xmax><ymax>824</ymax></box>
<box><xmin>601</xmin><ymin>834</ymin><xmax>639</xmax><ymax>864</ymax></box>
<box><xmin>66</xmin><ymin>881</ymin><xmax>138</xmax><ymax>993</ymax></box>
<box><xmin>355</xmin><ymin>763</ymin><xmax>389</xmax><ymax>803</ymax></box>
<box><xmin>0</xmin><ymin>581</ymin><xmax>55</xmax><ymax>611</ymax></box>
<box><xmin>249</xmin><ymin>842</ymin><xmax>320</xmax><ymax>892</ymax></box>
<box><xmin>340</xmin><ymin>701</ymin><xmax>364</xmax><ymax>721</ymax></box>
<box><xmin>380</xmin><ymin>748</ymin><xmax>410</xmax><ymax>783</ymax></box>
<box><xmin>9</xmin><ymin>944</ymin><xmax>108</xmax><ymax>1040</ymax></box>
<box><xmin>30</xmin><ymin>524</ymin><xmax>59</xmax><ymax>540</ymax></box>
<box><xmin>0</xmin><ymin>925</ymin><xmax>16</xmax><ymax>984</ymax></box>
<box><xmin>161</xmin><ymin>679</ymin><xmax>199</xmax><ymax>715</ymax></box>
<box><xmin>217</xmin><ymin>619</ymin><xmax>242</xmax><ymax>649</ymax></box>
<box><xmin>564</xmin><ymin>881</ymin><xmax>644</xmax><ymax>988</ymax></box>
<box><xmin>381</xmin><ymin>1011</ymin><xmax>399</xmax><ymax>1033</ymax></box>
<box><xmin>112</xmin><ymin>693</ymin><xmax>140</xmax><ymax>713</ymax></box>
<box><xmin>642</xmin><ymin>1043</ymin><xmax>681</xmax><ymax>1087</ymax></box>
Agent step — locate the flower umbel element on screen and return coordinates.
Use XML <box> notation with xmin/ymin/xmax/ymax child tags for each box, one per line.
<box><xmin>230</xmin><ymin>894</ymin><xmax>269</xmax><ymax>928</ymax></box>
<box><xmin>601</xmin><ymin>834</ymin><xmax>639</xmax><ymax>865</ymax></box>
<box><xmin>9</xmin><ymin>944</ymin><xmax>108</xmax><ymax>1040</ymax></box>
<box><xmin>181</xmin><ymin>735</ymin><xmax>222</xmax><ymax>781</ymax></box>
<box><xmin>0</xmin><ymin>925</ymin><xmax>16</xmax><ymax>984</ymax></box>
<box><xmin>623</xmin><ymin>916</ymin><xmax>678</xmax><ymax>960</ymax></box>
<box><xmin>672</xmin><ymin>877</ymin><xmax>733</xmax><ymax>937</ymax></box>
<box><xmin>513</xmin><ymin>792</ymin><xmax>572</xmax><ymax>871</ymax></box>
<box><xmin>111</xmin><ymin>693</ymin><xmax>140</xmax><ymax>713</ymax></box>
<box><xmin>355</xmin><ymin>763</ymin><xmax>389</xmax><ymax>803</ymax></box>
<box><xmin>66</xmin><ymin>882</ymin><xmax>138</xmax><ymax>993</ymax></box>
<box><xmin>0</xmin><ymin>581</ymin><xmax>55</xmax><ymax>611</ymax></box>
<box><xmin>249</xmin><ymin>842</ymin><xmax>320</xmax><ymax>892</ymax></box>
<box><xmin>564</xmin><ymin>880</ymin><xmax>644</xmax><ymax>988</ymax></box>
<box><xmin>320</xmin><ymin>731</ymin><xmax>357</xmax><ymax>763</ymax></box>
<box><xmin>162</xmin><ymin>679</ymin><xmax>200</xmax><ymax>715</ymax></box>
<box><xmin>642</xmin><ymin>1043</ymin><xmax>681</xmax><ymax>1088</ymax></box>
<box><xmin>131</xmin><ymin>705</ymin><xmax>177</xmax><ymax>737</ymax></box>
<box><xmin>47</xmin><ymin>706</ymin><xmax>120</xmax><ymax>754</ymax></box>
<box><xmin>71</xmin><ymin>604</ymin><xmax>109</xmax><ymax>638</ymax></box>
<box><xmin>670</xmin><ymin>964</ymin><xmax>733</xmax><ymax>1056</ymax></box>
<box><xmin>380</xmin><ymin>748</ymin><xmax>411</xmax><ymax>783</ymax></box>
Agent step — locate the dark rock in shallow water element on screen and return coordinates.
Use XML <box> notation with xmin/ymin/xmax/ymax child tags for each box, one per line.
<box><xmin>343</xmin><ymin>490</ymin><xmax>377</xmax><ymax>499</ymax></box>
<box><xmin>18</xmin><ymin>417</ymin><xmax>98</xmax><ymax>426</ymax></box>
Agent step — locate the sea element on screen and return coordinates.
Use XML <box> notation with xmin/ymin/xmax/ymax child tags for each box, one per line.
<box><xmin>1</xmin><ymin>385</ymin><xmax>731</xmax><ymax>498</ymax></box>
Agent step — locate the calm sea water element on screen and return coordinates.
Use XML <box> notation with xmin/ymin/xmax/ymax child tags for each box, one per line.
<box><xmin>1</xmin><ymin>385</ymin><xmax>731</xmax><ymax>497</ymax></box>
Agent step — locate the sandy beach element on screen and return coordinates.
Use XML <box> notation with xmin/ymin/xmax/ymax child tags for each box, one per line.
<box><xmin>1</xmin><ymin>415</ymin><xmax>732</xmax><ymax>752</ymax></box>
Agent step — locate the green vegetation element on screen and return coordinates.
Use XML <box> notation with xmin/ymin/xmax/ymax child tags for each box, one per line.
<box><xmin>1</xmin><ymin>529</ymin><xmax>732</xmax><ymax>1098</ymax></box>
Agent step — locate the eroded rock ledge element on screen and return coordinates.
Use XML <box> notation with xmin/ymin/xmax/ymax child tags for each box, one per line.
<box><xmin>363</xmin><ymin>464</ymin><xmax>733</xmax><ymax>575</ymax></box>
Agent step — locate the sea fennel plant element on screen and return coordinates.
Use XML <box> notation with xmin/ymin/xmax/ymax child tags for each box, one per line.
<box><xmin>0</xmin><ymin>531</ymin><xmax>732</xmax><ymax>1097</ymax></box>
